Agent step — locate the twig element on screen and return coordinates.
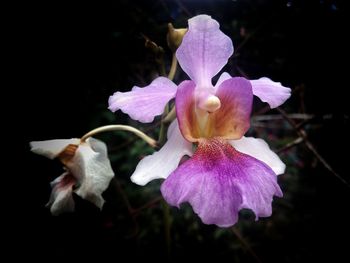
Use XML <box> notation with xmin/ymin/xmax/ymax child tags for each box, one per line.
<box><xmin>131</xmin><ymin>196</ymin><xmax>163</xmax><ymax>216</ymax></box>
<box><xmin>175</xmin><ymin>0</ymin><xmax>192</xmax><ymax>17</ymax></box>
<box><xmin>113</xmin><ymin>178</ymin><xmax>134</xmax><ymax>214</ymax></box>
<box><xmin>235</xmin><ymin>64</ymin><xmax>348</xmax><ymax>187</ymax></box>
<box><xmin>231</xmin><ymin>227</ymin><xmax>263</xmax><ymax>263</ymax></box>
<box><xmin>277</xmin><ymin>137</ymin><xmax>304</xmax><ymax>153</ymax></box>
<box><xmin>252</xmin><ymin>113</ymin><xmax>314</xmax><ymax>122</ymax></box>
<box><xmin>277</xmin><ymin>108</ymin><xmax>349</xmax><ymax>188</ymax></box>
<box><xmin>162</xmin><ymin>200</ymin><xmax>172</xmax><ymax>258</ymax></box>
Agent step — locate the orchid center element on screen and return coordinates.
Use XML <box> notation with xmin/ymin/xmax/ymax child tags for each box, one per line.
<box><xmin>202</xmin><ymin>95</ymin><xmax>221</xmax><ymax>113</ymax></box>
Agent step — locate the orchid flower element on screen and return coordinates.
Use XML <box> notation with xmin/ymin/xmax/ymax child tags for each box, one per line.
<box><xmin>109</xmin><ymin>15</ymin><xmax>290</xmax><ymax>227</ymax></box>
<box><xmin>30</xmin><ymin>138</ymin><xmax>114</xmax><ymax>215</ymax></box>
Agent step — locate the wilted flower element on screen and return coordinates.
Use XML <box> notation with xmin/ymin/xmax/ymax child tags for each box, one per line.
<box><xmin>30</xmin><ymin>138</ymin><xmax>114</xmax><ymax>215</ymax></box>
<box><xmin>109</xmin><ymin>15</ymin><xmax>290</xmax><ymax>227</ymax></box>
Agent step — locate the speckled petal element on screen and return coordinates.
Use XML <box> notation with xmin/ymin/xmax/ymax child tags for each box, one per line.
<box><xmin>161</xmin><ymin>139</ymin><xmax>282</xmax><ymax>227</ymax></box>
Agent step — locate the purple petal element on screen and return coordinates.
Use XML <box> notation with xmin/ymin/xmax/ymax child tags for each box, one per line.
<box><xmin>161</xmin><ymin>138</ymin><xmax>282</xmax><ymax>227</ymax></box>
<box><xmin>176</xmin><ymin>15</ymin><xmax>233</xmax><ymax>87</ymax></box>
<box><xmin>251</xmin><ymin>77</ymin><xmax>291</xmax><ymax>108</ymax></box>
<box><xmin>130</xmin><ymin>120</ymin><xmax>193</xmax><ymax>186</ymax></box>
<box><xmin>108</xmin><ymin>77</ymin><xmax>177</xmax><ymax>123</ymax></box>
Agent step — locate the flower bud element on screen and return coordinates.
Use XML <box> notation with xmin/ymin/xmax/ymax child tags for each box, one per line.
<box><xmin>167</xmin><ymin>23</ymin><xmax>187</xmax><ymax>52</ymax></box>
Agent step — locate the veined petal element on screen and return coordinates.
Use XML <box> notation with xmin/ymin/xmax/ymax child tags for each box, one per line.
<box><xmin>208</xmin><ymin>77</ymin><xmax>253</xmax><ymax>139</ymax></box>
<box><xmin>47</xmin><ymin>172</ymin><xmax>75</xmax><ymax>216</ymax></box>
<box><xmin>161</xmin><ymin>138</ymin><xmax>282</xmax><ymax>227</ymax></box>
<box><xmin>176</xmin><ymin>15</ymin><xmax>233</xmax><ymax>87</ymax></box>
<box><xmin>131</xmin><ymin>120</ymin><xmax>193</xmax><ymax>186</ymax></box>
<box><xmin>30</xmin><ymin>138</ymin><xmax>80</xmax><ymax>159</ymax></box>
<box><xmin>67</xmin><ymin>138</ymin><xmax>114</xmax><ymax>209</ymax></box>
<box><xmin>230</xmin><ymin>137</ymin><xmax>286</xmax><ymax>175</ymax></box>
<box><xmin>251</xmin><ymin>77</ymin><xmax>291</xmax><ymax>108</ymax></box>
<box><xmin>108</xmin><ymin>77</ymin><xmax>177</xmax><ymax>123</ymax></box>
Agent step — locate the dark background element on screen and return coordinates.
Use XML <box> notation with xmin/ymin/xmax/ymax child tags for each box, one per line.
<box><xmin>19</xmin><ymin>0</ymin><xmax>349</xmax><ymax>261</ymax></box>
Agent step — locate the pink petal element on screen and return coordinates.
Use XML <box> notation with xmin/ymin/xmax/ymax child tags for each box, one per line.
<box><xmin>130</xmin><ymin>120</ymin><xmax>193</xmax><ymax>186</ymax></box>
<box><xmin>251</xmin><ymin>77</ymin><xmax>291</xmax><ymax>108</ymax></box>
<box><xmin>161</xmin><ymin>139</ymin><xmax>282</xmax><ymax>227</ymax></box>
<box><xmin>175</xmin><ymin>80</ymin><xmax>201</xmax><ymax>142</ymax></box>
<box><xmin>108</xmin><ymin>77</ymin><xmax>177</xmax><ymax>123</ymax></box>
<box><xmin>176</xmin><ymin>15</ymin><xmax>233</xmax><ymax>87</ymax></box>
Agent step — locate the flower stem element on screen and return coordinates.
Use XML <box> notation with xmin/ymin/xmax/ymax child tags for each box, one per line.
<box><xmin>168</xmin><ymin>53</ymin><xmax>177</xmax><ymax>81</ymax></box>
<box><xmin>158</xmin><ymin>52</ymin><xmax>178</xmax><ymax>144</ymax></box>
<box><xmin>162</xmin><ymin>106</ymin><xmax>176</xmax><ymax>124</ymax></box>
<box><xmin>80</xmin><ymin>125</ymin><xmax>157</xmax><ymax>147</ymax></box>
<box><xmin>158</xmin><ymin>104</ymin><xmax>170</xmax><ymax>146</ymax></box>
<box><xmin>162</xmin><ymin>200</ymin><xmax>172</xmax><ymax>258</ymax></box>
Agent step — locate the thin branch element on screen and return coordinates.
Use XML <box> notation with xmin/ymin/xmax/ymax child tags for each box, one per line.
<box><xmin>235</xmin><ymin>64</ymin><xmax>348</xmax><ymax>187</ymax></box>
<box><xmin>231</xmin><ymin>227</ymin><xmax>263</xmax><ymax>263</ymax></box>
<box><xmin>175</xmin><ymin>0</ymin><xmax>192</xmax><ymax>17</ymax></box>
<box><xmin>252</xmin><ymin>113</ymin><xmax>314</xmax><ymax>122</ymax></box>
<box><xmin>131</xmin><ymin>196</ymin><xmax>163</xmax><ymax>216</ymax></box>
<box><xmin>277</xmin><ymin>137</ymin><xmax>304</xmax><ymax>153</ymax></box>
<box><xmin>277</xmin><ymin>108</ymin><xmax>349</xmax><ymax>188</ymax></box>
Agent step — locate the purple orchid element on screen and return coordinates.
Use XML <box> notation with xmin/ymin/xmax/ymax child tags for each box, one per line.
<box><xmin>109</xmin><ymin>15</ymin><xmax>290</xmax><ymax>227</ymax></box>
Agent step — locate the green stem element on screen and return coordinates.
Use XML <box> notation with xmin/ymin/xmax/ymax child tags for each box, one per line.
<box><xmin>162</xmin><ymin>106</ymin><xmax>176</xmax><ymax>124</ymax></box>
<box><xmin>80</xmin><ymin>125</ymin><xmax>157</xmax><ymax>147</ymax></box>
<box><xmin>168</xmin><ymin>53</ymin><xmax>177</xmax><ymax>81</ymax></box>
<box><xmin>158</xmin><ymin>52</ymin><xmax>178</xmax><ymax>144</ymax></box>
<box><xmin>162</xmin><ymin>200</ymin><xmax>172</xmax><ymax>258</ymax></box>
<box><xmin>158</xmin><ymin>104</ymin><xmax>170</xmax><ymax>146</ymax></box>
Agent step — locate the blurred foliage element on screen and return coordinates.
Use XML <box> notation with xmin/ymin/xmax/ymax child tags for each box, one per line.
<box><xmin>23</xmin><ymin>0</ymin><xmax>349</xmax><ymax>262</ymax></box>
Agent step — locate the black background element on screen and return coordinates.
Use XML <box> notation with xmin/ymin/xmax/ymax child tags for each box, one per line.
<box><xmin>17</xmin><ymin>0</ymin><xmax>349</xmax><ymax>261</ymax></box>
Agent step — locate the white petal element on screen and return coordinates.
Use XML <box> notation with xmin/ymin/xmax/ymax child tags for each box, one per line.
<box><xmin>47</xmin><ymin>172</ymin><xmax>75</xmax><ymax>215</ymax></box>
<box><xmin>131</xmin><ymin>119</ymin><xmax>193</xmax><ymax>186</ymax></box>
<box><xmin>30</xmin><ymin>138</ymin><xmax>80</xmax><ymax>159</ymax></box>
<box><xmin>67</xmin><ymin>138</ymin><xmax>115</xmax><ymax>209</ymax></box>
<box><xmin>230</xmin><ymin>136</ymin><xmax>286</xmax><ymax>175</ymax></box>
